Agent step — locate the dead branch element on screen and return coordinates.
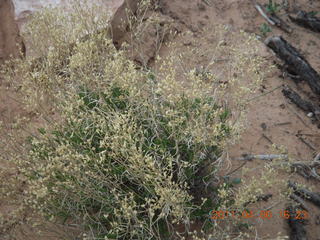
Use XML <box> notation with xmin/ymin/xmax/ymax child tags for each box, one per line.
<box><xmin>289</xmin><ymin>181</ymin><xmax>320</xmax><ymax>208</ymax></box>
<box><xmin>297</xmin><ymin>136</ymin><xmax>317</xmax><ymax>151</ymax></box>
<box><xmin>254</xmin><ymin>3</ymin><xmax>276</xmax><ymax>25</ymax></box>
<box><xmin>237</xmin><ymin>154</ymin><xmax>288</xmax><ymax>161</ymax></box>
<box><xmin>289</xmin><ymin>11</ymin><xmax>320</xmax><ymax>33</ymax></box>
<box><xmin>313</xmin><ymin>152</ymin><xmax>320</xmax><ymax>162</ymax></box>
<box><xmin>225</xmin><ymin>162</ymin><xmax>247</xmax><ymax>176</ymax></box>
<box><xmin>291</xmin><ymin>161</ymin><xmax>320</xmax><ymax>181</ymax></box>
<box><xmin>291</xmin><ymin>162</ymin><xmax>313</xmax><ymax>179</ymax></box>
<box><xmin>243</xmin><ymin>193</ymin><xmax>272</xmax><ymax>207</ymax></box>
<box><xmin>265</xmin><ymin>36</ymin><xmax>320</xmax><ymax>96</ymax></box>
<box><xmin>269</xmin><ymin>13</ymin><xmax>293</xmax><ymax>33</ymax></box>
<box><xmin>262</xmin><ymin>133</ymin><xmax>274</xmax><ymax>144</ymax></box>
<box><xmin>274</xmin><ymin>121</ymin><xmax>292</xmax><ymax>126</ymax></box>
<box><xmin>290</xmin><ymin>194</ymin><xmax>310</xmax><ymax>211</ymax></box>
<box><xmin>253</xmin><ymin>2</ymin><xmax>292</xmax><ymax>33</ymax></box>
<box><xmin>282</xmin><ymin>85</ymin><xmax>320</xmax><ymax>117</ymax></box>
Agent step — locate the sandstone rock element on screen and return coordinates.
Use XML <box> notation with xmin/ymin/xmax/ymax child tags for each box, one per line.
<box><xmin>109</xmin><ymin>0</ymin><xmax>140</xmax><ymax>46</ymax></box>
<box><xmin>0</xmin><ymin>0</ymin><xmax>25</xmax><ymax>63</ymax></box>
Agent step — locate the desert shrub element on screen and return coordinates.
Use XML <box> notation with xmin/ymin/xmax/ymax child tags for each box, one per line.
<box><xmin>1</xmin><ymin>1</ymin><xmax>273</xmax><ymax>239</ymax></box>
<box><xmin>18</xmin><ymin>33</ymin><xmax>232</xmax><ymax>239</ymax></box>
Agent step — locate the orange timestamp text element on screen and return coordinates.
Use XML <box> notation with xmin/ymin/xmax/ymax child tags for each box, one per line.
<box><xmin>209</xmin><ymin>209</ymin><xmax>309</xmax><ymax>220</ymax></box>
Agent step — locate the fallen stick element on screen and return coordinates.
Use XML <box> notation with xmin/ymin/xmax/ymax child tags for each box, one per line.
<box><xmin>247</xmin><ymin>85</ymin><xmax>282</xmax><ymax>102</ymax></box>
<box><xmin>237</xmin><ymin>154</ymin><xmax>288</xmax><ymax>161</ymax></box>
<box><xmin>289</xmin><ymin>181</ymin><xmax>320</xmax><ymax>208</ymax></box>
<box><xmin>297</xmin><ymin>132</ymin><xmax>320</xmax><ymax>138</ymax></box>
<box><xmin>310</xmin><ymin>168</ymin><xmax>320</xmax><ymax>181</ymax></box>
<box><xmin>297</xmin><ymin>136</ymin><xmax>317</xmax><ymax>151</ymax></box>
<box><xmin>254</xmin><ymin>159</ymin><xmax>320</xmax><ymax>181</ymax></box>
<box><xmin>254</xmin><ymin>3</ymin><xmax>276</xmax><ymax>25</ymax></box>
<box><xmin>290</xmin><ymin>194</ymin><xmax>310</xmax><ymax>211</ymax></box>
<box><xmin>262</xmin><ymin>133</ymin><xmax>274</xmax><ymax>145</ymax></box>
<box><xmin>268</xmin><ymin>157</ymin><xmax>320</xmax><ymax>181</ymax></box>
<box><xmin>253</xmin><ymin>2</ymin><xmax>292</xmax><ymax>33</ymax></box>
<box><xmin>225</xmin><ymin>162</ymin><xmax>247</xmax><ymax>176</ymax></box>
<box><xmin>289</xmin><ymin>11</ymin><xmax>320</xmax><ymax>33</ymax></box>
<box><xmin>274</xmin><ymin>121</ymin><xmax>292</xmax><ymax>126</ymax></box>
<box><xmin>291</xmin><ymin>162</ymin><xmax>313</xmax><ymax>179</ymax></box>
<box><xmin>243</xmin><ymin>193</ymin><xmax>272</xmax><ymax>207</ymax></box>
<box><xmin>269</xmin><ymin>13</ymin><xmax>293</xmax><ymax>33</ymax></box>
<box><xmin>313</xmin><ymin>152</ymin><xmax>320</xmax><ymax>162</ymax></box>
<box><xmin>282</xmin><ymin>85</ymin><xmax>320</xmax><ymax>116</ymax></box>
<box><xmin>265</xmin><ymin>36</ymin><xmax>320</xmax><ymax>96</ymax></box>
<box><xmin>291</xmin><ymin>161</ymin><xmax>320</xmax><ymax>181</ymax></box>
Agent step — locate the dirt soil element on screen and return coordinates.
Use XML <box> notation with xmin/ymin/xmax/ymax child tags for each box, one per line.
<box><xmin>1</xmin><ymin>0</ymin><xmax>320</xmax><ymax>239</ymax></box>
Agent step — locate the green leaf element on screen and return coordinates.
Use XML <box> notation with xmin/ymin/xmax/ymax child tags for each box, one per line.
<box><xmin>38</xmin><ymin>128</ymin><xmax>46</xmax><ymax>135</ymax></box>
<box><xmin>308</xmin><ymin>11</ymin><xmax>319</xmax><ymax>17</ymax></box>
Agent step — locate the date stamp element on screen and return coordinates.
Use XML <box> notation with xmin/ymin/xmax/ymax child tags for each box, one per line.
<box><xmin>209</xmin><ymin>210</ymin><xmax>309</xmax><ymax>220</ymax></box>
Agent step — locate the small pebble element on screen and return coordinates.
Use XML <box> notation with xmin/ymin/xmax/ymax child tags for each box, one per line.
<box><xmin>260</xmin><ymin>122</ymin><xmax>267</xmax><ymax>131</ymax></box>
<box><xmin>183</xmin><ymin>40</ymin><xmax>192</xmax><ymax>46</ymax></box>
<box><xmin>197</xmin><ymin>3</ymin><xmax>206</xmax><ymax>11</ymax></box>
<box><xmin>307</xmin><ymin>112</ymin><xmax>314</xmax><ymax>118</ymax></box>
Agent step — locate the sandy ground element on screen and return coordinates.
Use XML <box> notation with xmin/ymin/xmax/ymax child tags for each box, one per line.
<box><xmin>1</xmin><ymin>0</ymin><xmax>320</xmax><ymax>239</ymax></box>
